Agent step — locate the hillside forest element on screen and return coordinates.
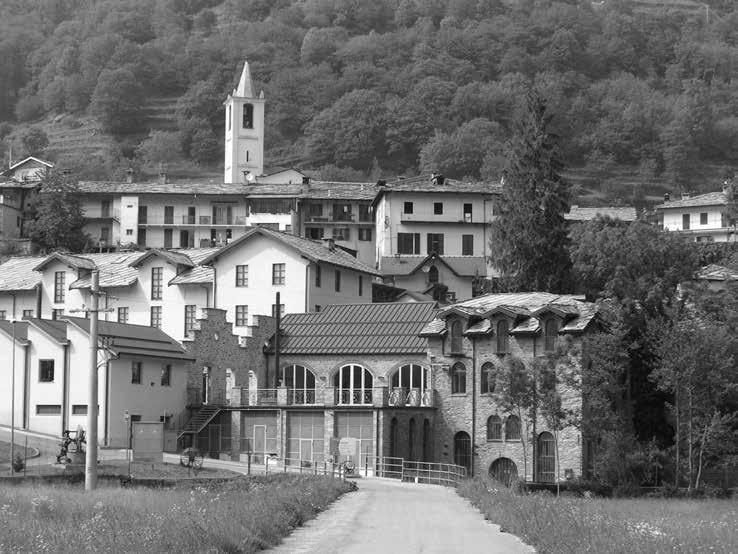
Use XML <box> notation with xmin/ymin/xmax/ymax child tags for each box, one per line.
<box><xmin>1</xmin><ymin>0</ymin><xmax>738</xmax><ymax>202</ymax></box>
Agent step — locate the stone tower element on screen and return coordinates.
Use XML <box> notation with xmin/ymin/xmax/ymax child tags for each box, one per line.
<box><xmin>224</xmin><ymin>60</ymin><xmax>265</xmax><ymax>184</ymax></box>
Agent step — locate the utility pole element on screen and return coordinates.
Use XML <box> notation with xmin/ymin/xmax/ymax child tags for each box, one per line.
<box><xmin>86</xmin><ymin>270</ymin><xmax>100</xmax><ymax>491</ymax></box>
<box><xmin>10</xmin><ymin>318</ymin><xmax>16</xmax><ymax>475</ymax></box>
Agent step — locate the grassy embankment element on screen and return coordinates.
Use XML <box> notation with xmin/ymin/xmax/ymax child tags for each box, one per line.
<box><xmin>459</xmin><ymin>478</ymin><xmax>737</xmax><ymax>554</ymax></box>
<box><xmin>0</xmin><ymin>474</ymin><xmax>354</xmax><ymax>553</ymax></box>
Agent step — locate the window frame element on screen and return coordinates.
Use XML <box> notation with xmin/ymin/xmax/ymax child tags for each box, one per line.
<box><xmin>433</xmin><ymin>202</ymin><xmax>443</xmax><ymax>215</ymax></box>
<box><xmin>427</xmin><ymin>233</ymin><xmax>444</xmax><ymax>255</ymax></box>
<box><xmin>358</xmin><ymin>228</ymin><xmax>373</xmax><ymax>241</ymax></box>
<box><xmin>462</xmin><ymin>234</ymin><xmax>474</xmax><ymax>256</ymax></box>
<box><xmin>544</xmin><ymin>318</ymin><xmax>559</xmax><ymax>353</ymax></box>
<box><xmin>486</xmin><ymin>415</ymin><xmax>502</xmax><ymax>441</ymax></box>
<box><xmin>54</xmin><ymin>271</ymin><xmax>65</xmax><ymax>303</ymax></box>
<box><xmin>403</xmin><ymin>201</ymin><xmax>414</xmax><ymax>214</ymax></box>
<box><xmin>700</xmin><ymin>212</ymin><xmax>708</xmax><ymax>225</ymax></box>
<box><xmin>358</xmin><ymin>275</ymin><xmax>363</xmax><ymax>296</ymax></box>
<box><xmin>235</xmin><ymin>305</ymin><xmax>248</xmax><ymax>326</ymax></box>
<box><xmin>315</xmin><ymin>264</ymin><xmax>321</xmax><ymax>287</ymax></box>
<box><xmin>451</xmin><ymin>362</ymin><xmax>466</xmax><ymax>394</ymax></box>
<box><xmin>118</xmin><ymin>307</ymin><xmax>129</xmax><ymax>324</ymax></box>
<box><xmin>161</xmin><ymin>364</ymin><xmax>172</xmax><ymax>387</ymax></box>
<box><xmin>184</xmin><ymin>304</ymin><xmax>196</xmax><ymax>337</ymax></box>
<box><xmin>505</xmin><ymin>415</ymin><xmax>521</xmax><ymax>441</ymax></box>
<box><xmin>496</xmin><ymin>319</ymin><xmax>509</xmax><ymax>354</ymax></box>
<box><xmin>235</xmin><ymin>264</ymin><xmax>249</xmax><ymax>287</ymax></box>
<box><xmin>335</xmin><ymin>270</ymin><xmax>341</xmax><ymax>292</ymax></box>
<box><xmin>39</xmin><ymin>359</ymin><xmax>55</xmax><ymax>382</ymax></box>
<box><xmin>449</xmin><ymin>320</ymin><xmax>463</xmax><ymax>354</ymax></box>
<box><xmin>272</xmin><ymin>263</ymin><xmax>286</xmax><ymax>286</ymax></box>
<box><xmin>480</xmin><ymin>362</ymin><xmax>496</xmax><ymax>394</ymax></box>
<box><xmin>150</xmin><ymin>305</ymin><xmax>162</xmax><ymax>329</ymax></box>
<box><xmin>397</xmin><ymin>232</ymin><xmax>420</xmax><ymax>254</ymax></box>
<box><xmin>151</xmin><ymin>267</ymin><xmax>163</xmax><ymax>300</ymax></box>
<box><xmin>131</xmin><ymin>361</ymin><xmax>142</xmax><ymax>384</ymax></box>
<box><xmin>271</xmin><ymin>303</ymin><xmax>285</xmax><ymax>318</ymax></box>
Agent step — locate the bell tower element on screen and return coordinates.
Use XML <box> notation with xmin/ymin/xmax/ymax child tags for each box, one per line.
<box><xmin>224</xmin><ymin>60</ymin><xmax>265</xmax><ymax>184</ymax></box>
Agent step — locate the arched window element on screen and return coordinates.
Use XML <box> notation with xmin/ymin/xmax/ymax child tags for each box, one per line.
<box><xmin>536</xmin><ymin>432</ymin><xmax>556</xmax><ymax>483</ymax></box>
<box><xmin>496</xmin><ymin>319</ymin><xmax>509</xmax><ymax>354</ymax></box>
<box><xmin>489</xmin><ymin>458</ymin><xmax>518</xmax><ymax>487</ymax></box>
<box><xmin>428</xmin><ymin>265</ymin><xmax>439</xmax><ymax>284</ymax></box>
<box><xmin>480</xmin><ymin>362</ymin><xmax>496</xmax><ymax>394</ymax></box>
<box><xmin>242</xmin><ymin>103</ymin><xmax>254</xmax><ymax>129</ymax></box>
<box><xmin>450</xmin><ymin>320</ymin><xmax>463</xmax><ymax>353</ymax></box>
<box><xmin>334</xmin><ymin>364</ymin><xmax>373</xmax><ymax>405</ymax></box>
<box><xmin>544</xmin><ymin>318</ymin><xmax>560</xmax><ymax>352</ymax></box>
<box><xmin>408</xmin><ymin>418</ymin><xmax>416</xmax><ymax>461</ymax></box>
<box><xmin>486</xmin><ymin>415</ymin><xmax>502</xmax><ymax>441</ymax></box>
<box><xmin>453</xmin><ymin>431</ymin><xmax>472</xmax><ymax>474</ymax></box>
<box><xmin>451</xmin><ymin>362</ymin><xmax>466</xmax><ymax>394</ymax></box>
<box><xmin>281</xmin><ymin>364</ymin><xmax>316</xmax><ymax>404</ymax></box>
<box><xmin>422</xmin><ymin>419</ymin><xmax>431</xmax><ymax>462</ymax></box>
<box><xmin>505</xmin><ymin>415</ymin><xmax>521</xmax><ymax>441</ymax></box>
<box><xmin>390</xmin><ymin>364</ymin><xmax>429</xmax><ymax>406</ymax></box>
<box><xmin>390</xmin><ymin>417</ymin><xmax>398</xmax><ymax>458</ymax></box>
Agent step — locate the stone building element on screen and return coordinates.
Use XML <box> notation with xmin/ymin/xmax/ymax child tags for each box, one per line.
<box><xmin>420</xmin><ymin>292</ymin><xmax>598</xmax><ymax>482</ymax></box>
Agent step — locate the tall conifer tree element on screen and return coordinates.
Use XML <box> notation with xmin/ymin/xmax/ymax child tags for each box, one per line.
<box><xmin>489</xmin><ymin>91</ymin><xmax>572</xmax><ymax>292</ymax></box>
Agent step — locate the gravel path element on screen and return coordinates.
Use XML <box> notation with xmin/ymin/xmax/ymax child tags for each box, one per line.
<box><xmin>268</xmin><ymin>477</ymin><xmax>533</xmax><ymax>554</ymax></box>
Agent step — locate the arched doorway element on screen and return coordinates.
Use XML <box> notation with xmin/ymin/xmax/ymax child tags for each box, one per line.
<box><xmin>536</xmin><ymin>432</ymin><xmax>556</xmax><ymax>483</ymax></box>
<box><xmin>489</xmin><ymin>458</ymin><xmax>518</xmax><ymax>487</ymax></box>
<box><xmin>453</xmin><ymin>431</ymin><xmax>472</xmax><ymax>475</ymax></box>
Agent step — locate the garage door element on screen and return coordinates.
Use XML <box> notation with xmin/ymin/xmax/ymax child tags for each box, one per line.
<box><xmin>334</xmin><ymin>411</ymin><xmax>373</xmax><ymax>466</ymax></box>
<box><xmin>287</xmin><ymin>411</ymin><xmax>325</xmax><ymax>465</ymax></box>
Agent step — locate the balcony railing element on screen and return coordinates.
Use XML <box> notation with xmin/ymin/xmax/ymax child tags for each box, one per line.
<box><xmin>335</xmin><ymin>388</ymin><xmax>373</xmax><ymax>405</ymax></box>
<box><xmin>288</xmin><ymin>388</ymin><xmax>317</xmax><ymax>405</ymax></box>
<box><xmin>137</xmin><ymin>214</ymin><xmax>248</xmax><ymax>226</ymax></box>
<box><xmin>388</xmin><ymin>388</ymin><xmax>433</xmax><ymax>407</ymax></box>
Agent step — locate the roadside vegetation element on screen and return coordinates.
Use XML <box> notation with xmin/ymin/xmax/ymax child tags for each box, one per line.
<box><xmin>0</xmin><ymin>474</ymin><xmax>354</xmax><ymax>553</ymax></box>
<box><xmin>459</xmin><ymin>477</ymin><xmax>737</xmax><ymax>554</ymax></box>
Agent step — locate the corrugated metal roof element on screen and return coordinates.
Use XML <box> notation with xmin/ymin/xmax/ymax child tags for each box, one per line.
<box><xmin>0</xmin><ymin>256</ymin><xmax>43</xmax><ymax>291</ymax></box>
<box><xmin>66</xmin><ymin>317</ymin><xmax>193</xmax><ymax>360</ymax></box>
<box><xmin>566</xmin><ymin>206</ymin><xmax>637</xmax><ymax>222</ymax></box>
<box><xmin>202</xmin><ymin>227</ymin><xmax>381</xmax><ymax>276</ymax></box>
<box><xmin>655</xmin><ymin>191</ymin><xmax>726</xmax><ymax>209</ymax></box>
<box><xmin>274</xmin><ymin>302</ymin><xmax>437</xmax><ymax>355</ymax></box>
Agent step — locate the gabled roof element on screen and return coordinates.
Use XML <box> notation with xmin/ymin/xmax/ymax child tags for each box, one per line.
<box><xmin>201</xmin><ymin>227</ymin><xmax>381</xmax><ymax>276</ymax></box>
<box><xmin>566</xmin><ymin>206</ymin><xmax>637</xmax><ymax>222</ymax></box>
<box><xmin>695</xmin><ymin>264</ymin><xmax>738</xmax><ymax>282</ymax></box>
<box><xmin>69</xmin><ymin>252</ymin><xmax>141</xmax><ymax>289</ymax></box>
<box><xmin>655</xmin><ymin>191</ymin><xmax>727</xmax><ymax>210</ymax></box>
<box><xmin>271</xmin><ymin>302</ymin><xmax>437</xmax><ymax>355</ymax></box>
<box><xmin>0</xmin><ymin>320</ymin><xmax>29</xmax><ymax>343</ymax></box>
<box><xmin>169</xmin><ymin>265</ymin><xmax>213</xmax><ymax>285</ymax></box>
<box><xmin>26</xmin><ymin>318</ymin><xmax>68</xmax><ymax>344</ymax></box>
<box><xmin>0</xmin><ymin>256</ymin><xmax>43</xmax><ymax>291</ymax></box>
<box><xmin>129</xmin><ymin>249</ymin><xmax>194</xmax><ymax>269</ymax></box>
<box><xmin>34</xmin><ymin>252</ymin><xmax>96</xmax><ymax>272</ymax></box>
<box><xmin>65</xmin><ymin>317</ymin><xmax>194</xmax><ymax>361</ymax></box>
<box><xmin>303</xmin><ymin>181</ymin><xmax>376</xmax><ymax>200</ymax></box>
<box><xmin>2</xmin><ymin>156</ymin><xmax>54</xmax><ymax>175</ymax></box>
<box><xmin>419</xmin><ymin>292</ymin><xmax>597</xmax><ymax>337</ymax></box>
<box><xmin>76</xmin><ymin>180</ymin><xmax>249</xmax><ymax>195</ymax></box>
<box><xmin>372</xmin><ymin>174</ymin><xmax>501</xmax><ymax>207</ymax></box>
<box><xmin>380</xmin><ymin>255</ymin><xmax>487</xmax><ymax>278</ymax></box>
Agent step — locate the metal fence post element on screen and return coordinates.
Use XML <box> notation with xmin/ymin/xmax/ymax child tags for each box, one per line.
<box><xmin>265</xmin><ymin>456</ymin><xmax>269</xmax><ymax>475</ymax></box>
<box><xmin>247</xmin><ymin>453</ymin><xmax>251</xmax><ymax>475</ymax></box>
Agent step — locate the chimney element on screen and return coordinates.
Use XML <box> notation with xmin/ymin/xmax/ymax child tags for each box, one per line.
<box><xmin>375</xmin><ymin>179</ymin><xmax>386</xmax><ymax>187</ymax></box>
<box><xmin>158</xmin><ymin>171</ymin><xmax>168</xmax><ymax>185</ymax></box>
<box><xmin>126</xmin><ymin>167</ymin><xmax>134</xmax><ymax>184</ymax></box>
<box><xmin>681</xmin><ymin>191</ymin><xmax>690</xmax><ymax>200</ymax></box>
<box><xmin>664</xmin><ymin>192</ymin><xmax>670</xmax><ymax>202</ymax></box>
<box><xmin>431</xmin><ymin>173</ymin><xmax>445</xmax><ymax>186</ymax></box>
<box><xmin>322</xmin><ymin>237</ymin><xmax>335</xmax><ymax>251</ymax></box>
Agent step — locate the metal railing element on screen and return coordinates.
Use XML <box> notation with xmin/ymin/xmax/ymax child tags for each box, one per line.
<box><xmin>247</xmin><ymin>388</ymin><xmax>278</xmax><ymax>406</ymax></box>
<box><xmin>335</xmin><ymin>388</ymin><xmax>373</xmax><ymax>405</ymax></box>
<box><xmin>387</xmin><ymin>388</ymin><xmax>433</xmax><ymax>407</ymax></box>
<box><xmin>287</xmin><ymin>388</ymin><xmax>317</xmax><ymax>405</ymax></box>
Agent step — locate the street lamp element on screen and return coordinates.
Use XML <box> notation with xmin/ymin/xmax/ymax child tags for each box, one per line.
<box><xmin>9</xmin><ymin>317</ymin><xmax>16</xmax><ymax>475</ymax></box>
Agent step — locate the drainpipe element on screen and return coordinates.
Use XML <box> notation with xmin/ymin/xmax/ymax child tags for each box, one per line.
<box><xmin>35</xmin><ymin>284</ymin><xmax>42</xmax><ymax>318</ymax></box>
<box><xmin>273</xmin><ymin>291</ymin><xmax>280</xmax><ymax>389</ymax></box>
<box><xmin>23</xmin><ymin>342</ymin><xmax>30</xmax><ymax>428</ymax></box>
<box><xmin>11</xmin><ymin>293</ymin><xmax>16</xmax><ymax>319</ymax></box>
<box><xmin>471</xmin><ymin>336</ymin><xmax>477</xmax><ymax>478</ymax></box>
<box><xmin>62</xmin><ymin>343</ymin><xmax>70</xmax><ymax>434</ymax></box>
<box><xmin>212</xmin><ymin>266</ymin><xmax>217</xmax><ymax>309</ymax></box>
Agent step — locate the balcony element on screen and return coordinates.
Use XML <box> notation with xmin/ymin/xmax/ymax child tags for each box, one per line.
<box><xmin>85</xmin><ymin>208</ymin><xmax>120</xmax><ymax>221</ymax></box>
<box><xmin>387</xmin><ymin>387</ymin><xmax>434</xmax><ymax>407</ymax></box>
<box><xmin>137</xmin><ymin>213</ymin><xmax>248</xmax><ymax>226</ymax></box>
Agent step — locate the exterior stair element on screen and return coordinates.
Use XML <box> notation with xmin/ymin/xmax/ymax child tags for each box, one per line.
<box><xmin>177</xmin><ymin>405</ymin><xmax>221</xmax><ymax>440</ymax></box>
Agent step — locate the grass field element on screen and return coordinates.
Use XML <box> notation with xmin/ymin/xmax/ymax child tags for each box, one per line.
<box><xmin>459</xmin><ymin>478</ymin><xmax>737</xmax><ymax>554</ymax></box>
<box><xmin>0</xmin><ymin>474</ymin><xmax>354</xmax><ymax>553</ymax></box>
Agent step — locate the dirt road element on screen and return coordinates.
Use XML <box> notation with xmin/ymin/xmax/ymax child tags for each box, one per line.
<box><xmin>268</xmin><ymin>477</ymin><xmax>533</xmax><ymax>554</ymax></box>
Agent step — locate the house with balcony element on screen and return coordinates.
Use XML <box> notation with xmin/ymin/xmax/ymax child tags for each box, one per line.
<box><xmin>0</xmin><ymin>157</ymin><xmax>53</xmax><ymax>243</ymax></box>
<box><xmin>373</xmin><ymin>174</ymin><xmax>500</xmax><ymax>302</ymax></box>
<box><xmin>655</xmin><ymin>188</ymin><xmax>735</xmax><ymax>242</ymax></box>
<box><xmin>179</xmin><ymin>301</ymin><xmax>439</xmax><ymax>466</ymax></box>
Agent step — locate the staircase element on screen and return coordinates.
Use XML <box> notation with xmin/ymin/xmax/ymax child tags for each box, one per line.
<box><xmin>177</xmin><ymin>405</ymin><xmax>221</xmax><ymax>440</ymax></box>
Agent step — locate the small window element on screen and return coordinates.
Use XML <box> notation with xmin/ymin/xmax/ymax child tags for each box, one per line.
<box><xmin>235</xmin><ymin>305</ymin><xmax>248</xmax><ymax>326</ymax></box>
<box><xmin>309</xmin><ymin>203</ymin><xmax>323</xmax><ymax>216</ymax></box>
<box><xmin>450</xmin><ymin>320</ymin><xmax>463</xmax><ymax>353</ymax></box>
<box><xmin>22</xmin><ymin>309</ymin><xmax>34</xmax><ymax>318</ymax></box>
<box><xmin>358</xmin><ymin>275</ymin><xmax>363</xmax><ymax>296</ymax></box>
<box><xmin>161</xmin><ymin>364</ymin><xmax>171</xmax><ymax>387</ymax></box>
<box><xmin>428</xmin><ymin>265</ymin><xmax>439</xmax><ymax>284</ymax></box>
<box><xmin>480</xmin><ymin>362</ymin><xmax>496</xmax><ymax>394</ymax></box>
<box><xmin>184</xmin><ymin>305</ymin><xmax>197</xmax><ymax>337</ymax></box>
<box><xmin>682</xmin><ymin>213</ymin><xmax>690</xmax><ymax>230</ymax></box>
<box><xmin>505</xmin><ymin>415</ymin><xmax>521</xmax><ymax>441</ymax></box>
<box><xmin>315</xmin><ymin>264</ymin><xmax>322</xmax><ymax>287</ymax></box>
<box><xmin>332</xmin><ymin>227</ymin><xmax>350</xmax><ymax>241</ymax></box>
<box><xmin>118</xmin><ymin>307</ymin><xmax>129</xmax><ymax>324</ymax></box>
<box><xmin>306</xmin><ymin>227</ymin><xmax>324</xmax><ymax>240</ymax></box>
<box><xmin>487</xmin><ymin>415</ymin><xmax>502</xmax><ymax>441</ymax></box>
<box><xmin>51</xmin><ymin>309</ymin><xmax>64</xmax><ymax>320</ymax></box>
<box><xmin>434</xmin><ymin>202</ymin><xmax>443</xmax><ymax>215</ymax></box>
<box><xmin>700</xmin><ymin>212</ymin><xmax>708</xmax><ymax>225</ymax></box>
<box><xmin>397</xmin><ymin>233</ymin><xmax>420</xmax><ymax>254</ymax></box>
<box><xmin>36</xmin><ymin>404</ymin><xmax>61</xmax><ymax>415</ymax></box>
<box><xmin>335</xmin><ymin>270</ymin><xmax>341</xmax><ymax>292</ymax></box>
<box><xmin>236</xmin><ymin>265</ymin><xmax>249</xmax><ymax>287</ymax></box>
<box><xmin>150</xmin><ymin>306</ymin><xmax>162</xmax><ymax>329</ymax></box>
<box><xmin>151</xmin><ymin>267</ymin><xmax>163</xmax><ymax>300</ymax></box>
<box><xmin>427</xmin><ymin>233</ymin><xmax>444</xmax><ymax>255</ymax></box>
<box><xmin>358</xmin><ymin>228</ymin><xmax>372</xmax><ymax>241</ymax></box>
<box><xmin>403</xmin><ymin>201</ymin><xmax>414</xmax><ymax>214</ymax></box>
<box><xmin>272</xmin><ymin>263</ymin><xmax>286</xmax><ymax>285</ymax></box>
<box><xmin>544</xmin><ymin>318</ymin><xmax>559</xmax><ymax>352</ymax></box>
<box><xmin>462</xmin><ymin>234</ymin><xmax>474</xmax><ymax>256</ymax></box>
<box><xmin>72</xmin><ymin>405</ymin><xmax>87</xmax><ymax>415</ymax></box>
<box><xmin>39</xmin><ymin>359</ymin><xmax>55</xmax><ymax>382</ymax></box>
<box><xmin>131</xmin><ymin>361</ymin><xmax>142</xmax><ymax>384</ymax></box>
<box><xmin>463</xmin><ymin>203</ymin><xmax>473</xmax><ymax>222</ymax></box>
<box><xmin>54</xmin><ymin>271</ymin><xmax>65</xmax><ymax>303</ymax></box>
<box><xmin>496</xmin><ymin>319</ymin><xmax>509</xmax><ymax>354</ymax></box>
<box><xmin>315</xmin><ymin>305</ymin><xmax>321</xmax><ymax>312</ymax></box>
<box><xmin>126</xmin><ymin>229</ymin><xmax>133</xmax><ymax>236</ymax></box>
<box><xmin>451</xmin><ymin>362</ymin><xmax>466</xmax><ymax>394</ymax></box>
<box><xmin>271</xmin><ymin>304</ymin><xmax>285</xmax><ymax>318</ymax></box>
<box><xmin>0</xmin><ymin>310</ymin><xmax>5</xmax><ymax>320</ymax></box>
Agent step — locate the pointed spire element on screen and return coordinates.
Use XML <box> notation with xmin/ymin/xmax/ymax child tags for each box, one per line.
<box><xmin>235</xmin><ymin>60</ymin><xmax>255</xmax><ymax>98</ymax></box>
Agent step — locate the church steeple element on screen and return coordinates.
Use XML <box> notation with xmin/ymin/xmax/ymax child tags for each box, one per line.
<box><xmin>224</xmin><ymin>60</ymin><xmax>265</xmax><ymax>184</ymax></box>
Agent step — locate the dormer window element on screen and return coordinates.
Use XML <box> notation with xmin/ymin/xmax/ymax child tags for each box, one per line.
<box><xmin>496</xmin><ymin>319</ymin><xmax>509</xmax><ymax>354</ymax></box>
<box><xmin>544</xmin><ymin>318</ymin><xmax>560</xmax><ymax>352</ymax></box>
<box><xmin>450</xmin><ymin>320</ymin><xmax>463</xmax><ymax>354</ymax></box>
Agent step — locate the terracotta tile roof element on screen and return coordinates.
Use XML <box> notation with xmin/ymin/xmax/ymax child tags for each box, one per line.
<box><xmin>275</xmin><ymin>302</ymin><xmax>437</xmax><ymax>355</ymax></box>
<box><xmin>566</xmin><ymin>206</ymin><xmax>637</xmax><ymax>222</ymax></box>
<box><xmin>65</xmin><ymin>317</ymin><xmax>194</xmax><ymax>360</ymax></box>
<box><xmin>0</xmin><ymin>256</ymin><xmax>44</xmax><ymax>291</ymax></box>
<box><xmin>26</xmin><ymin>318</ymin><xmax>68</xmax><ymax>343</ymax></box>
<box><xmin>202</xmin><ymin>227</ymin><xmax>381</xmax><ymax>276</ymax></box>
<box><xmin>655</xmin><ymin>191</ymin><xmax>727</xmax><ymax>209</ymax></box>
<box><xmin>380</xmin><ymin>255</ymin><xmax>488</xmax><ymax>277</ymax></box>
<box><xmin>695</xmin><ymin>264</ymin><xmax>738</xmax><ymax>281</ymax></box>
<box><xmin>420</xmin><ymin>292</ymin><xmax>597</xmax><ymax>337</ymax></box>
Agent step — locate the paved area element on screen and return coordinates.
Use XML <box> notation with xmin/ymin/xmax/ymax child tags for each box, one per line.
<box><xmin>267</xmin><ymin>477</ymin><xmax>533</xmax><ymax>554</ymax></box>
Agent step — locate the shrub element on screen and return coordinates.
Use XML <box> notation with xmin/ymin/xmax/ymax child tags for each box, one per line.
<box><xmin>11</xmin><ymin>453</ymin><xmax>24</xmax><ymax>473</ymax></box>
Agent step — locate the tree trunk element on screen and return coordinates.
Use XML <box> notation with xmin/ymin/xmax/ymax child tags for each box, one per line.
<box><xmin>695</xmin><ymin>412</ymin><xmax>716</xmax><ymax>490</ymax></box>
<box><xmin>674</xmin><ymin>384</ymin><xmax>680</xmax><ymax>489</ymax></box>
<box><xmin>687</xmin><ymin>386</ymin><xmax>693</xmax><ymax>492</ymax></box>
<box><xmin>554</xmin><ymin>429</ymin><xmax>560</xmax><ymax>497</ymax></box>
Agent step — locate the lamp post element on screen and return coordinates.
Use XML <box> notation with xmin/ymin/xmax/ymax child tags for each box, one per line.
<box><xmin>10</xmin><ymin>317</ymin><xmax>16</xmax><ymax>474</ymax></box>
